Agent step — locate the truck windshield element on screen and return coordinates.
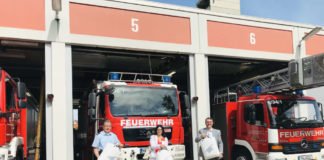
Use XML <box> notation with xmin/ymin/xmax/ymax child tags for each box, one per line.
<box><xmin>109</xmin><ymin>86</ymin><xmax>179</xmax><ymax>117</ymax></box>
<box><xmin>267</xmin><ymin>100</ymin><xmax>323</xmax><ymax>129</ymax></box>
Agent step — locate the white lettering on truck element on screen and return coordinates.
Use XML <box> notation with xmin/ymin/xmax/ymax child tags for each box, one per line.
<box><xmin>279</xmin><ymin>130</ymin><xmax>324</xmax><ymax>138</ymax></box>
<box><xmin>121</xmin><ymin>119</ymin><xmax>174</xmax><ymax>127</ymax></box>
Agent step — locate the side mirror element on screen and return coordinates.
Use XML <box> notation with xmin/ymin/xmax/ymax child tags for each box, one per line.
<box><xmin>88</xmin><ymin>92</ymin><xmax>96</xmax><ymax>108</ymax></box>
<box><xmin>18</xmin><ymin>99</ymin><xmax>27</xmax><ymax>108</ymax></box>
<box><xmin>179</xmin><ymin>92</ymin><xmax>191</xmax><ymax>117</ymax></box>
<box><xmin>108</xmin><ymin>94</ymin><xmax>114</xmax><ymax>102</ymax></box>
<box><xmin>17</xmin><ymin>82</ymin><xmax>27</xmax><ymax>108</ymax></box>
<box><xmin>183</xmin><ymin>94</ymin><xmax>191</xmax><ymax>117</ymax></box>
<box><xmin>249</xmin><ymin>104</ymin><xmax>256</xmax><ymax>124</ymax></box>
<box><xmin>88</xmin><ymin>92</ymin><xmax>97</xmax><ymax>120</ymax></box>
<box><xmin>263</xmin><ymin>123</ymin><xmax>267</xmax><ymax>128</ymax></box>
<box><xmin>88</xmin><ymin>108</ymin><xmax>96</xmax><ymax>120</ymax></box>
<box><xmin>17</xmin><ymin>82</ymin><xmax>26</xmax><ymax>99</ymax></box>
<box><xmin>184</xmin><ymin>94</ymin><xmax>190</xmax><ymax>109</ymax></box>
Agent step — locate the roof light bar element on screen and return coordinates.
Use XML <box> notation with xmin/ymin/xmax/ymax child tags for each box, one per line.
<box><xmin>108</xmin><ymin>72</ymin><xmax>172</xmax><ymax>84</ymax></box>
<box><xmin>252</xmin><ymin>85</ymin><xmax>262</xmax><ymax>94</ymax></box>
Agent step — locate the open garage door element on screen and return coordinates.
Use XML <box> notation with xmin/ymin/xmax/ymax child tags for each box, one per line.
<box><xmin>71</xmin><ymin>46</ymin><xmax>192</xmax><ymax>160</ymax></box>
<box><xmin>209</xmin><ymin>57</ymin><xmax>288</xmax><ymax>95</ymax></box>
<box><xmin>0</xmin><ymin>39</ymin><xmax>45</xmax><ymax>159</ymax></box>
<box><xmin>208</xmin><ymin>57</ymin><xmax>288</xmax><ymax>159</ymax></box>
<box><xmin>0</xmin><ymin>40</ymin><xmax>44</xmax><ymax>97</ymax></box>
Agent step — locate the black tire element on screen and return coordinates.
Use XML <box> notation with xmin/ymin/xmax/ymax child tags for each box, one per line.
<box><xmin>232</xmin><ymin>147</ymin><xmax>252</xmax><ymax>160</ymax></box>
<box><xmin>15</xmin><ymin>146</ymin><xmax>24</xmax><ymax>160</ymax></box>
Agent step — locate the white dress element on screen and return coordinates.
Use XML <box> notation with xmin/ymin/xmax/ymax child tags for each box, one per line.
<box><xmin>149</xmin><ymin>135</ymin><xmax>168</xmax><ymax>160</ymax></box>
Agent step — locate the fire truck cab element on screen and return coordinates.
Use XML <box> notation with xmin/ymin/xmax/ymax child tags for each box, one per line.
<box><xmin>81</xmin><ymin>72</ymin><xmax>188</xmax><ymax>160</ymax></box>
<box><xmin>0</xmin><ymin>68</ymin><xmax>38</xmax><ymax>160</ymax></box>
<box><xmin>214</xmin><ymin>93</ymin><xmax>324</xmax><ymax>160</ymax></box>
<box><xmin>213</xmin><ymin>61</ymin><xmax>324</xmax><ymax>160</ymax></box>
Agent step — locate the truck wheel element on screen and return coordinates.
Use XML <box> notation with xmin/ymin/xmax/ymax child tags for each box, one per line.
<box><xmin>15</xmin><ymin>146</ymin><xmax>24</xmax><ymax>160</ymax></box>
<box><xmin>232</xmin><ymin>147</ymin><xmax>252</xmax><ymax>160</ymax></box>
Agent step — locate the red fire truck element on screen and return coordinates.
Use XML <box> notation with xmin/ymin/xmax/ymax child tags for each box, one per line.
<box><xmin>0</xmin><ymin>68</ymin><xmax>38</xmax><ymax>160</ymax></box>
<box><xmin>212</xmin><ymin>54</ymin><xmax>324</xmax><ymax>160</ymax></box>
<box><xmin>80</xmin><ymin>72</ymin><xmax>188</xmax><ymax>160</ymax></box>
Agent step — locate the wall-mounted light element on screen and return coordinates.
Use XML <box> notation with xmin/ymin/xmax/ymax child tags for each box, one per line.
<box><xmin>47</xmin><ymin>94</ymin><xmax>54</xmax><ymax>103</ymax></box>
<box><xmin>301</xmin><ymin>27</ymin><xmax>322</xmax><ymax>41</ymax></box>
<box><xmin>52</xmin><ymin>0</ymin><xmax>62</xmax><ymax>12</ymax></box>
<box><xmin>296</xmin><ymin>27</ymin><xmax>322</xmax><ymax>60</ymax></box>
<box><xmin>192</xmin><ymin>96</ymin><xmax>199</xmax><ymax>103</ymax></box>
<box><xmin>52</xmin><ymin>0</ymin><xmax>62</xmax><ymax>20</ymax></box>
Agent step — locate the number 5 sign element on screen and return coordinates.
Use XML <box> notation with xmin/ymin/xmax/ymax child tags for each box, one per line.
<box><xmin>70</xmin><ymin>3</ymin><xmax>191</xmax><ymax>44</ymax></box>
<box><xmin>131</xmin><ymin>18</ymin><xmax>139</xmax><ymax>32</ymax></box>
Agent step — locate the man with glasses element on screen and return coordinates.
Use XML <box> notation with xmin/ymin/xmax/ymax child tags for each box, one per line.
<box><xmin>195</xmin><ymin>117</ymin><xmax>223</xmax><ymax>160</ymax></box>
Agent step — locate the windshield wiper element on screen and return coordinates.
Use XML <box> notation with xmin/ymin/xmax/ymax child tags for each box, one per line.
<box><xmin>279</xmin><ymin>119</ymin><xmax>296</xmax><ymax>129</ymax></box>
<box><xmin>115</xmin><ymin>113</ymin><xmax>175</xmax><ymax>117</ymax></box>
<box><xmin>304</xmin><ymin>120</ymin><xmax>324</xmax><ymax>128</ymax></box>
<box><xmin>111</xmin><ymin>114</ymin><xmax>136</xmax><ymax>118</ymax></box>
<box><xmin>121</xmin><ymin>113</ymin><xmax>146</xmax><ymax>118</ymax></box>
<box><xmin>148</xmin><ymin>113</ymin><xmax>174</xmax><ymax>117</ymax></box>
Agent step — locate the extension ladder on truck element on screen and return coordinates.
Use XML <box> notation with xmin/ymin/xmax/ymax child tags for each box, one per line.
<box><xmin>214</xmin><ymin>68</ymin><xmax>291</xmax><ymax>104</ymax></box>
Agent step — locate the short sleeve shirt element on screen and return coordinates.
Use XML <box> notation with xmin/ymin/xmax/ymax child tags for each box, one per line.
<box><xmin>92</xmin><ymin>131</ymin><xmax>120</xmax><ymax>150</ymax></box>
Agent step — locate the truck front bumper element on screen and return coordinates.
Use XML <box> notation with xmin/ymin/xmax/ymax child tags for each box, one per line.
<box><xmin>120</xmin><ymin>144</ymin><xmax>185</xmax><ymax>160</ymax></box>
<box><xmin>0</xmin><ymin>148</ymin><xmax>9</xmax><ymax>160</ymax></box>
<box><xmin>267</xmin><ymin>149</ymin><xmax>324</xmax><ymax>160</ymax></box>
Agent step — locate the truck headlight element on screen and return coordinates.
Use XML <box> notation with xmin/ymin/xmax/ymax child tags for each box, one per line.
<box><xmin>274</xmin><ymin>158</ymin><xmax>287</xmax><ymax>160</ymax></box>
<box><xmin>0</xmin><ymin>154</ymin><xmax>5</xmax><ymax>160</ymax></box>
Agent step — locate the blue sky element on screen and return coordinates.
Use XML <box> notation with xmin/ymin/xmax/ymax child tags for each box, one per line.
<box><xmin>149</xmin><ymin>0</ymin><xmax>324</xmax><ymax>26</ymax></box>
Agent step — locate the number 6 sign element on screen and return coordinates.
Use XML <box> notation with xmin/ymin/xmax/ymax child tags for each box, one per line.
<box><xmin>250</xmin><ymin>33</ymin><xmax>256</xmax><ymax>45</ymax></box>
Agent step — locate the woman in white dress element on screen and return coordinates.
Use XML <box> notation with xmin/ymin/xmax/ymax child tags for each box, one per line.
<box><xmin>149</xmin><ymin>125</ymin><xmax>169</xmax><ymax>160</ymax></box>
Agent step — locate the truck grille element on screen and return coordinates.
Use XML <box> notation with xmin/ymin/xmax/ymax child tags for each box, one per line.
<box><xmin>283</xmin><ymin>141</ymin><xmax>321</xmax><ymax>154</ymax></box>
<box><xmin>123</xmin><ymin>127</ymin><xmax>172</xmax><ymax>142</ymax></box>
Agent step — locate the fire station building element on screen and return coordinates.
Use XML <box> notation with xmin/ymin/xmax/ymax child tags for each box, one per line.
<box><xmin>0</xmin><ymin>0</ymin><xmax>324</xmax><ymax>159</ymax></box>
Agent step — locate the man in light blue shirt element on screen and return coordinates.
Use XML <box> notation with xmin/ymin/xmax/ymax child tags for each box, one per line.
<box><xmin>92</xmin><ymin>120</ymin><xmax>123</xmax><ymax>158</ymax></box>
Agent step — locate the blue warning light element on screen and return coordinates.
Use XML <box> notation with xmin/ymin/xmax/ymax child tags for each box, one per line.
<box><xmin>252</xmin><ymin>85</ymin><xmax>262</xmax><ymax>94</ymax></box>
<box><xmin>295</xmin><ymin>89</ymin><xmax>303</xmax><ymax>95</ymax></box>
<box><xmin>162</xmin><ymin>76</ymin><xmax>171</xmax><ymax>83</ymax></box>
<box><xmin>109</xmin><ymin>72</ymin><xmax>121</xmax><ymax>80</ymax></box>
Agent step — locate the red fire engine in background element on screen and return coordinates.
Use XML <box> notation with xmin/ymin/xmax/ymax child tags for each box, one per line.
<box><xmin>78</xmin><ymin>72</ymin><xmax>189</xmax><ymax>160</ymax></box>
<box><xmin>0</xmin><ymin>68</ymin><xmax>38</xmax><ymax>160</ymax></box>
<box><xmin>212</xmin><ymin>53</ymin><xmax>324</xmax><ymax>160</ymax></box>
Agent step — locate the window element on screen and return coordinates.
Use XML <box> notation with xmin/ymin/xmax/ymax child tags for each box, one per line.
<box><xmin>5</xmin><ymin>80</ymin><xmax>15</xmax><ymax>111</ymax></box>
<box><xmin>267</xmin><ymin>100</ymin><xmax>323</xmax><ymax>128</ymax></box>
<box><xmin>244</xmin><ymin>104</ymin><xmax>252</xmax><ymax>123</ymax></box>
<box><xmin>109</xmin><ymin>86</ymin><xmax>178</xmax><ymax>117</ymax></box>
<box><xmin>244</xmin><ymin>103</ymin><xmax>265</xmax><ymax>125</ymax></box>
<box><xmin>254</xmin><ymin>103</ymin><xmax>265</xmax><ymax>125</ymax></box>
